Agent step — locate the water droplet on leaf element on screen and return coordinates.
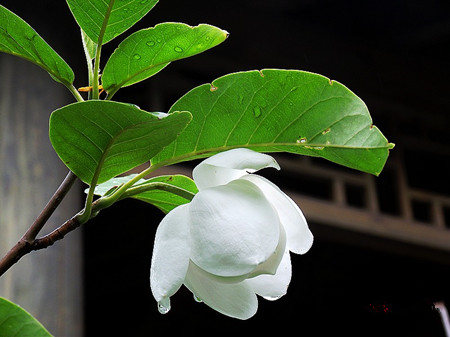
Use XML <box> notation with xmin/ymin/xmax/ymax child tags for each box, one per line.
<box><xmin>146</xmin><ymin>40</ymin><xmax>155</xmax><ymax>47</ymax></box>
<box><xmin>253</xmin><ymin>106</ymin><xmax>262</xmax><ymax>118</ymax></box>
<box><xmin>296</xmin><ymin>137</ymin><xmax>307</xmax><ymax>144</ymax></box>
<box><xmin>133</xmin><ymin>54</ymin><xmax>141</xmax><ymax>60</ymax></box>
<box><xmin>174</xmin><ymin>46</ymin><xmax>183</xmax><ymax>53</ymax></box>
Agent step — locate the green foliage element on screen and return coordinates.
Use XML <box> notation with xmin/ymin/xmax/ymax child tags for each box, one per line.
<box><xmin>93</xmin><ymin>174</ymin><xmax>198</xmax><ymax>213</ymax></box>
<box><xmin>0</xmin><ymin>297</ymin><xmax>52</xmax><ymax>337</ymax></box>
<box><xmin>66</xmin><ymin>0</ymin><xmax>158</xmax><ymax>45</ymax></box>
<box><xmin>102</xmin><ymin>23</ymin><xmax>229</xmax><ymax>96</ymax></box>
<box><xmin>0</xmin><ymin>5</ymin><xmax>74</xmax><ymax>86</ymax></box>
<box><xmin>49</xmin><ymin>101</ymin><xmax>191</xmax><ymax>185</ymax></box>
<box><xmin>152</xmin><ymin>70</ymin><xmax>394</xmax><ymax>175</ymax></box>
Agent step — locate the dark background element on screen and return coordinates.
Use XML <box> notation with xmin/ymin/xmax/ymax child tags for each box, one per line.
<box><xmin>2</xmin><ymin>0</ymin><xmax>450</xmax><ymax>336</ymax></box>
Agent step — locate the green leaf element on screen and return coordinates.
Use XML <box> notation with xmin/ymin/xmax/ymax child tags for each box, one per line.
<box><xmin>0</xmin><ymin>5</ymin><xmax>74</xmax><ymax>86</ymax></box>
<box><xmin>152</xmin><ymin>69</ymin><xmax>394</xmax><ymax>176</ymax></box>
<box><xmin>102</xmin><ymin>23</ymin><xmax>229</xmax><ymax>95</ymax></box>
<box><xmin>0</xmin><ymin>297</ymin><xmax>52</xmax><ymax>337</ymax></box>
<box><xmin>49</xmin><ymin>101</ymin><xmax>191</xmax><ymax>185</ymax></box>
<box><xmin>93</xmin><ymin>174</ymin><xmax>198</xmax><ymax>213</ymax></box>
<box><xmin>82</xmin><ymin>29</ymin><xmax>97</xmax><ymax>61</ymax></box>
<box><xmin>66</xmin><ymin>0</ymin><xmax>158</xmax><ymax>45</ymax></box>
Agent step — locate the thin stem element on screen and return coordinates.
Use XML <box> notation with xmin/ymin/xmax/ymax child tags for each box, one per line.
<box><xmin>96</xmin><ymin>162</ymin><xmax>163</xmax><ymax>208</ymax></box>
<box><xmin>91</xmin><ymin>44</ymin><xmax>102</xmax><ymax>100</ymax></box>
<box><xmin>0</xmin><ymin>171</ymin><xmax>78</xmax><ymax>276</ymax></box>
<box><xmin>67</xmin><ymin>84</ymin><xmax>85</xmax><ymax>102</ymax></box>
<box><xmin>77</xmin><ymin>153</ymin><xmax>105</xmax><ymax>223</ymax></box>
<box><xmin>92</xmin><ymin>0</ymin><xmax>115</xmax><ymax>99</ymax></box>
<box><xmin>23</xmin><ymin>171</ymin><xmax>78</xmax><ymax>242</ymax></box>
<box><xmin>122</xmin><ymin>182</ymin><xmax>195</xmax><ymax>201</ymax></box>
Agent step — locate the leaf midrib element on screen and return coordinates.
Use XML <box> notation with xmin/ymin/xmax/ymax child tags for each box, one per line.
<box><xmin>154</xmin><ymin>141</ymin><xmax>392</xmax><ymax>169</ymax></box>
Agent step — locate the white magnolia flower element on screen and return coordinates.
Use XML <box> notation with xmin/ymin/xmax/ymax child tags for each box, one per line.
<box><xmin>150</xmin><ymin>148</ymin><xmax>313</xmax><ymax>319</ymax></box>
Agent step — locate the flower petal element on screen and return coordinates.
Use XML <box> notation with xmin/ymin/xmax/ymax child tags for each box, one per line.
<box><xmin>185</xmin><ymin>261</ymin><xmax>258</xmax><ymax>320</ymax></box>
<box><xmin>150</xmin><ymin>204</ymin><xmax>191</xmax><ymax>303</ymax></box>
<box><xmin>193</xmin><ymin>148</ymin><xmax>280</xmax><ymax>190</ymax></box>
<box><xmin>242</xmin><ymin>175</ymin><xmax>313</xmax><ymax>254</ymax></box>
<box><xmin>248</xmin><ymin>220</ymin><xmax>287</xmax><ymax>277</ymax></box>
<box><xmin>189</xmin><ymin>179</ymin><xmax>280</xmax><ymax>277</ymax></box>
<box><xmin>246</xmin><ymin>249</ymin><xmax>292</xmax><ymax>300</ymax></box>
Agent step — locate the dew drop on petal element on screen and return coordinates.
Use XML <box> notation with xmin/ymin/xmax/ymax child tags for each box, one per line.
<box><xmin>157</xmin><ymin>299</ymin><xmax>171</xmax><ymax>314</ymax></box>
<box><xmin>263</xmin><ymin>295</ymin><xmax>282</xmax><ymax>301</ymax></box>
<box><xmin>193</xmin><ymin>294</ymin><xmax>203</xmax><ymax>303</ymax></box>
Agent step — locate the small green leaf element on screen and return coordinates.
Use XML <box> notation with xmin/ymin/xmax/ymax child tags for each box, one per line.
<box><xmin>152</xmin><ymin>69</ymin><xmax>394</xmax><ymax>176</ymax></box>
<box><xmin>49</xmin><ymin>101</ymin><xmax>191</xmax><ymax>185</ymax></box>
<box><xmin>0</xmin><ymin>5</ymin><xmax>74</xmax><ymax>86</ymax></box>
<box><xmin>0</xmin><ymin>297</ymin><xmax>52</xmax><ymax>337</ymax></box>
<box><xmin>82</xmin><ymin>29</ymin><xmax>97</xmax><ymax>61</ymax></box>
<box><xmin>93</xmin><ymin>174</ymin><xmax>198</xmax><ymax>213</ymax></box>
<box><xmin>66</xmin><ymin>0</ymin><xmax>158</xmax><ymax>45</ymax></box>
<box><xmin>102</xmin><ymin>23</ymin><xmax>229</xmax><ymax>95</ymax></box>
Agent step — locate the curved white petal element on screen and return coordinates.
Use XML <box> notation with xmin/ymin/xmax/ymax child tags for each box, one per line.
<box><xmin>193</xmin><ymin>148</ymin><xmax>280</xmax><ymax>190</ymax></box>
<box><xmin>185</xmin><ymin>261</ymin><xmax>258</xmax><ymax>320</ymax></box>
<box><xmin>189</xmin><ymin>179</ymin><xmax>280</xmax><ymax>277</ymax></box>
<box><xmin>150</xmin><ymin>204</ymin><xmax>191</xmax><ymax>303</ymax></box>
<box><xmin>248</xmin><ymin>220</ymin><xmax>287</xmax><ymax>277</ymax></box>
<box><xmin>242</xmin><ymin>175</ymin><xmax>313</xmax><ymax>254</ymax></box>
<box><xmin>246</xmin><ymin>249</ymin><xmax>292</xmax><ymax>300</ymax></box>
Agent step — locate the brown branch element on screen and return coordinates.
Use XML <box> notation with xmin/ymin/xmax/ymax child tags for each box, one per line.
<box><xmin>0</xmin><ymin>213</ymin><xmax>83</xmax><ymax>276</ymax></box>
<box><xmin>0</xmin><ymin>171</ymin><xmax>78</xmax><ymax>276</ymax></box>
<box><xmin>23</xmin><ymin>171</ymin><xmax>78</xmax><ymax>242</ymax></box>
<box><xmin>33</xmin><ymin>215</ymin><xmax>83</xmax><ymax>251</ymax></box>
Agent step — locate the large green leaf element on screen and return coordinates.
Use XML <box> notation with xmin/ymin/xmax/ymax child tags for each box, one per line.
<box><xmin>152</xmin><ymin>69</ymin><xmax>394</xmax><ymax>175</ymax></box>
<box><xmin>49</xmin><ymin>101</ymin><xmax>191</xmax><ymax>185</ymax></box>
<box><xmin>102</xmin><ymin>23</ymin><xmax>229</xmax><ymax>95</ymax></box>
<box><xmin>0</xmin><ymin>5</ymin><xmax>74</xmax><ymax>86</ymax></box>
<box><xmin>0</xmin><ymin>297</ymin><xmax>52</xmax><ymax>337</ymax></box>
<box><xmin>66</xmin><ymin>0</ymin><xmax>158</xmax><ymax>45</ymax></box>
<box><xmin>92</xmin><ymin>174</ymin><xmax>198</xmax><ymax>213</ymax></box>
